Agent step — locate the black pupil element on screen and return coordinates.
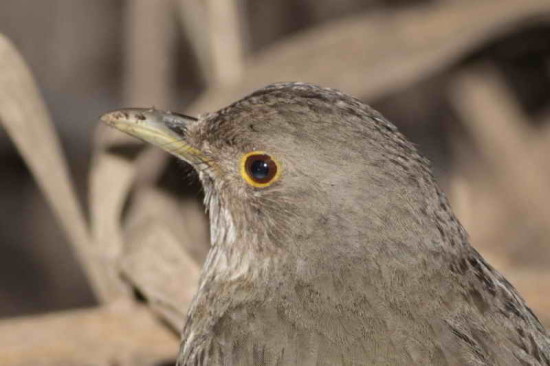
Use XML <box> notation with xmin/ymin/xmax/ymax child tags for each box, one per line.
<box><xmin>250</xmin><ymin>159</ymin><xmax>270</xmax><ymax>179</ymax></box>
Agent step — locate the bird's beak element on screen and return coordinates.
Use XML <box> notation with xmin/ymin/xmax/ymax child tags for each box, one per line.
<box><xmin>100</xmin><ymin>108</ymin><xmax>211</xmax><ymax>167</ymax></box>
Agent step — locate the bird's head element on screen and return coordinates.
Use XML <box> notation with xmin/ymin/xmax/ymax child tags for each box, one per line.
<box><xmin>101</xmin><ymin>83</ymin><xmax>451</xmax><ymax>277</ymax></box>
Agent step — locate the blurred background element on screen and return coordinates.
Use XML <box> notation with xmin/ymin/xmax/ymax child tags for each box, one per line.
<box><xmin>0</xmin><ymin>0</ymin><xmax>549</xmax><ymax>364</ymax></box>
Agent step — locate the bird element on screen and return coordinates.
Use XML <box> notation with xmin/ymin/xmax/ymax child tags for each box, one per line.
<box><xmin>101</xmin><ymin>82</ymin><xmax>550</xmax><ymax>366</ymax></box>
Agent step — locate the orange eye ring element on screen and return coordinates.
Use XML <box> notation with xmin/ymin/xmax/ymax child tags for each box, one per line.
<box><xmin>240</xmin><ymin>151</ymin><xmax>281</xmax><ymax>188</ymax></box>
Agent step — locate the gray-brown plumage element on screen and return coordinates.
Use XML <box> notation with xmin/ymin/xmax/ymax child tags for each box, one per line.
<box><xmin>101</xmin><ymin>82</ymin><xmax>550</xmax><ymax>366</ymax></box>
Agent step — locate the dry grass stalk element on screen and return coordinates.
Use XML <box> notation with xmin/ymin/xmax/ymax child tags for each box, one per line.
<box><xmin>0</xmin><ymin>304</ymin><xmax>177</xmax><ymax>366</ymax></box>
<box><xmin>122</xmin><ymin>217</ymin><xmax>202</xmax><ymax>328</ymax></box>
<box><xmin>187</xmin><ymin>0</ymin><xmax>550</xmax><ymax>113</ymax></box>
<box><xmin>0</xmin><ymin>34</ymin><xmax>110</xmax><ymax>301</ymax></box>
<box><xmin>124</xmin><ymin>0</ymin><xmax>177</xmax><ymax>108</ymax></box>
<box><xmin>89</xmin><ymin>132</ymin><xmax>137</xmax><ymax>302</ymax></box>
<box><xmin>203</xmin><ymin>0</ymin><xmax>245</xmax><ymax>85</ymax></box>
<box><xmin>450</xmin><ymin>66</ymin><xmax>550</xmax><ymax>229</ymax></box>
<box><xmin>177</xmin><ymin>0</ymin><xmax>246</xmax><ymax>86</ymax></box>
<box><xmin>449</xmin><ymin>66</ymin><xmax>550</xmax><ymax>323</ymax></box>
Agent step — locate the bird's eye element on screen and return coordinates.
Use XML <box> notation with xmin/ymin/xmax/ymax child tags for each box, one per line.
<box><xmin>240</xmin><ymin>151</ymin><xmax>280</xmax><ymax>188</ymax></box>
